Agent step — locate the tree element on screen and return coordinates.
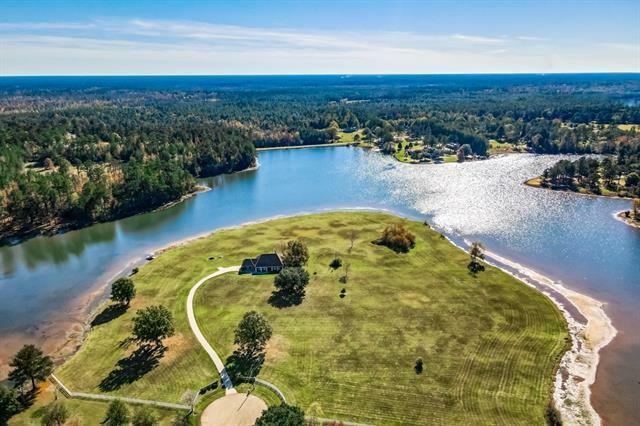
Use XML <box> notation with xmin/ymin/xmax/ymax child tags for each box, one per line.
<box><xmin>601</xmin><ymin>158</ymin><xmax>618</xmax><ymax>188</ymax></box>
<box><xmin>255</xmin><ymin>404</ymin><xmax>305</xmax><ymax>426</ymax></box>
<box><xmin>132</xmin><ymin>406</ymin><xmax>157</xmax><ymax>426</ymax></box>
<box><xmin>102</xmin><ymin>400</ymin><xmax>130</xmax><ymax>426</ymax></box>
<box><xmin>467</xmin><ymin>242</ymin><xmax>486</xmax><ymax>273</ymax></box>
<box><xmin>348</xmin><ymin>229</ymin><xmax>357</xmax><ymax>252</ymax></box>
<box><xmin>457</xmin><ymin>144</ymin><xmax>472</xmax><ymax>162</ymax></box>
<box><xmin>234</xmin><ymin>311</ymin><xmax>273</xmax><ymax>356</ymax></box>
<box><xmin>274</xmin><ymin>267</ymin><xmax>309</xmax><ymax>297</ymax></box>
<box><xmin>41</xmin><ymin>402</ymin><xmax>69</xmax><ymax>426</ymax></box>
<box><xmin>415</xmin><ymin>358</ymin><xmax>424</xmax><ymax>374</ymax></box>
<box><xmin>626</xmin><ymin>172</ymin><xmax>640</xmax><ymax>187</ymax></box>
<box><xmin>110</xmin><ymin>277</ymin><xmax>136</xmax><ymax>306</ymax></box>
<box><xmin>0</xmin><ymin>385</ymin><xmax>21</xmax><ymax>423</ymax></box>
<box><xmin>374</xmin><ymin>224</ymin><xmax>416</xmax><ymax>253</ymax></box>
<box><xmin>132</xmin><ymin>305</ymin><xmax>175</xmax><ymax>346</ymax></box>
<box><xmin>281</xmin><ymin>240</ymin><xmax>309</xmax><ymax>267</ymax></box>
<box><xmin>8</xmin><ymin>345</ymin><xmax>53</xmax><ymax>391</ymax></box>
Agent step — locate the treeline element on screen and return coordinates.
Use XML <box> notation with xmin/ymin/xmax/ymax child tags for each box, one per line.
<box><xmin>1</xmin><ymin>75</ymin><xmax>640</xmax><ymax>239</ymax></box>
<box><xmin>408</xmin><ymin>118</ymin><xmax>488</xmax><ymax>155</ymax></box>
<box><xmin>0</xmin><ymin>106</ymin><xmax>255</xmax><ymax>240</ymax></box>
<box><xmin>542</xmin><ymin>135</ymin><xmax>640</xmax><ymax>197</ymax></box>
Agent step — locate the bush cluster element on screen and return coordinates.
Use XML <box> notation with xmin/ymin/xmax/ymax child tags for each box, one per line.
<box><xmin>374</xmin><ymin>224</ymin><xmax>416</xmax><ymax>253</ymax></box>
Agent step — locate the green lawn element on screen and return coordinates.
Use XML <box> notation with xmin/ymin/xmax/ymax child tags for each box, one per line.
<box><xmin>9</xmin><ymin>385</ymin><xmax>181</xmax><ymax>425</ymax></box>
<box><xmin>47</xmin><ymin>212</ymin><xmax>567</xmax><ymax>425</ymax></box>
<box><xmin>488</xmin><ymin>140</ymin><xmax>528</xmax><ymax>155</ymax></box>
<box><xmin>337</xmin><ymin>129</ymin><xmax>364</xmax><ymax>143</ymax></box>
<box><xmin>393</xmin><ymin>140</ymin><xmax>418</xmax><ymax>163</ymax></box>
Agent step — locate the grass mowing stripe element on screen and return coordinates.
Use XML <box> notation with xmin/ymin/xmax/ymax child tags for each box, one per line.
<box><xmin>50</xmin><ymin>212</ymin><xmax>567</xmax><ymax>425</ymax></box>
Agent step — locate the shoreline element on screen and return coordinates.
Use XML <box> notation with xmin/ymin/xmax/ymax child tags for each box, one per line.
<box><xmin>614</xmin><ymin>210</ymin><xmax>640</xmax><ymax>229</ymax></box>
<box><xmin>256</xmin><ymin>142</ymin><xmax>356</xmax><ymax>151</ymax></box>
<box><xmin>36</xmin><ymin>208</ymin><xmax>615</xmax><ymax>425</ymax></box>
<box><xmin>524</xmin><ymin>177</ymin><xmax>637</xmax><ymax>201</ymax></box>
<box><xmin>0</xmin><ymin>158</ymin><xmax>262</xmax><ymax>247</ymax></box>
<box><xmin>479</xmin><ymin>248</ymin><xmax>616</xmax><ymax>426</ymax></box>
<box><xmin>0</xmin><ymin>184</ymin><xmax>211</xmax><ymax>247</ymax></box>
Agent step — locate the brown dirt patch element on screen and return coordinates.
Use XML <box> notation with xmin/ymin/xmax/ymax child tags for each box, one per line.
<box><xmin>201</xmin><ymin>392</ymin><xmax>267</xmax><ymax>426</ymax></box>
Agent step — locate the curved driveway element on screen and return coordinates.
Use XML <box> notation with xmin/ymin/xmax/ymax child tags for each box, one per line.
<box><xmin>186</xmin><ymin>265</ymin><xmax>240</xmax><ymax>394</ymax></box>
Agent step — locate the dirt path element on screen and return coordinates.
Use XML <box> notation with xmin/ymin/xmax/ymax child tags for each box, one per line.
<box><xmin>200</xmin><ymin>392</ymin><xmax>267</xmax><ymax>426</ymax></box>
<box><xmin>186</xmin><ymin>265</ymin><xmax>240</xmax><ymax>394</ymax></box>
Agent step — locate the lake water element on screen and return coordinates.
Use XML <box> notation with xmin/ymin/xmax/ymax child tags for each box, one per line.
<box><xmin>1</xmin><ymin>147</ymin><xmax>638</xmax><ymax>423</ymax></box>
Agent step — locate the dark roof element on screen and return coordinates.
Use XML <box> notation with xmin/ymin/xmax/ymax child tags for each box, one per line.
<box><xmin>240</xmin><ymin>258</ymin><xmax>256</xmax><ymax>269</ymax></box>
<box><xmin>255</xmin><ymin>253</ymin><xmax>283</xmax><ymax>268</ymax></box>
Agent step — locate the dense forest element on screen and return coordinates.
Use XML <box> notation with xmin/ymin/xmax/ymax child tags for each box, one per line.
<box><xmin>0</xmin><ymin>106</ymin><xmax>255</xmax><ymax>240</ymax></box>
<box><xmin>1</xmin><ymin>74</ymin><xmax>639</xmax><ymax>241</ymax></box>
<box><xmin>540</xmin><ymin>133</ymin><xmax>640</xmax><ymax>198</ymax></box>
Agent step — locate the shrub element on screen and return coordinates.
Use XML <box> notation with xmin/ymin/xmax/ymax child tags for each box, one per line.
<box><xmin>102</xmin><ymin>400</ymin><xmax>130</xmax><ymax>426</ymax></box>
<box><xmin>329</xmin><ymin>257</ymin><xmax>342</xmax><ymax>270</ymax></box>
<box><xmin>545</xmin><ymin>402</ymin><xmax>562</xmax><ymax>426</ymax></box>
<box><xmin>42</xmin><ymin>402</ymin><xmax>69</xmax><ymax>426</ymax></box>
<box><xmin>415</xmin><ymin>357</ymin><xmax>424</xmax><ymax>374</ymax></box>
<box><xmin>132</xmin><ymin>406</ymin><xmax>156</xmax><ymax>426</ymax></box>
<box><xmin>467</xmin><ymin>241</ymin><xmax>486</xmax><ymax>274</ymax></box>
<box><xmin>255</xmin><ymin>403</ymin><xmax>305</xmax><ymax>426</ymax></box>
<box><xmin>0</xmin><ymin>385</ymin><xmax>21</xmax><ymax>423</ymax></box>
<box><xmin>374</xmin><ymin>224</ymin><xmax>416</xmax><ymax>253</ymax></box>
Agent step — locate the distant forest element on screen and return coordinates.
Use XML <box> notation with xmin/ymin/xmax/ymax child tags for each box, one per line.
<box><xmin>1</xmin><ymin>74</ymin><xmax>639</xmax><ymax>240</ymax></box>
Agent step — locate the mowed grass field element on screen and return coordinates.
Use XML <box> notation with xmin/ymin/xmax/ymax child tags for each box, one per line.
<box><xmin>194</xmin><ymin>213</ymin><xmax>568</xmax><ymax>425</ymax></box>
<box><xmin>52</xmin><ymin>212</ymin><xmax>567</xmax><ymax>425</ymax></box>
<box><xmin>9</xmin><ymin>383</ymin><xmax>180</xmax><ymax>425</ymax></box>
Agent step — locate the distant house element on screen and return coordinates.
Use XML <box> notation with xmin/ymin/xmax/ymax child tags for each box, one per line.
<box><xmin>239</xmin><ymin>253</ymin><xmax>284</xmax><ymax>275</ymax></box>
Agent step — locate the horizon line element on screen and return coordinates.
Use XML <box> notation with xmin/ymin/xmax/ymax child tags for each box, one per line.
<box><xmin>2</xmin><ymin>71</ymin><xmax>639</xmax><ymax>78</ymax></box>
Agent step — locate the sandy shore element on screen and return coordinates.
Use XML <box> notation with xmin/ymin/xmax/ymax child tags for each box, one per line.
<box><xmin>615</xmin><ymin>210</ymin><xmax>640</xmax><ymax>229</ymax></box>
<box><xmin>524</xmin><ymin>177</ymin><xmax>637</xmax><ymax>201</ymax></box>
<box><xmin>480</xmin><ymin>249</ymin><xmax>616</xmax><ymax>426</ymax></box>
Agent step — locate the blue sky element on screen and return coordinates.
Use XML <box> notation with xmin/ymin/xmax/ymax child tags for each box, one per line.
<box><xmin>1</xmin><ymin>0</ymin><xmax>638</xmax><ymax>75</ymax></box>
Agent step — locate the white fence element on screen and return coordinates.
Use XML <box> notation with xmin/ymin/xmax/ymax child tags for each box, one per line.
<box><xmin>49</xmin><ymin>374</ymin><xmax>191</xmax><ymax>411</ymax></box>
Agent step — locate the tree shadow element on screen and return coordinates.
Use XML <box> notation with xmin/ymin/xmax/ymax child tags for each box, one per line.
<box><xmin>91</xmin><ymin>304</ymin><xmax>127</xmax><ymax>327</ymax></box>
<box><xmin>267</xmin><ymin>290</ymin><xmax>304</xmax><ymax>308</ymax></box>
<box><xmin>16</xmin><ymin>387</ymin><xmax>38</xmax><ymax>408</ymax></box>
<box><xmin>99</xmin><ymin>344</ymin><xmax>165</xmax><ymax>392</ymax></box>
<box><xmin>224</xmin><ymin>350</ymin><xmax>265</xmax><ymax>383</ymax></box>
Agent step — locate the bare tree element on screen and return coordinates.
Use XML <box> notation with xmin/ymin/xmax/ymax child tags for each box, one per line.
<box><xmin>348</xmin><ymin>230</ymin><xmax>357</xmax><ymax>253</ymax></box>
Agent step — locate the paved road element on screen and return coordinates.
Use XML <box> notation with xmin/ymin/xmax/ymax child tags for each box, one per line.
<box><xmin>186</xmin><ymin>265</ymin><xmax>240</xmax><ymax>395</ymax></box>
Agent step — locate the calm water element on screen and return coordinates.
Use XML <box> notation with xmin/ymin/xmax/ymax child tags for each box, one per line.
<box><xmin>1</xmin><ymin>147</ymin><xmax>639</xmax><ymax>422</ymax></box>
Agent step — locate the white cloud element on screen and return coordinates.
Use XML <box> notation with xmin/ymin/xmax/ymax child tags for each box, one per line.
<box><xmin>450</xmin><ymin>34</ymin><xmax>507</xmax><ymax>44</ymax></box>
<box><xmin>516</xmin><ymin>36</ymin><xmax>549</xmax><ymax>42</ymax></box>
<box><xmin>0</xmin><ymin>19</ymin><xmax>636</xmax><ymax>75</ymax></box>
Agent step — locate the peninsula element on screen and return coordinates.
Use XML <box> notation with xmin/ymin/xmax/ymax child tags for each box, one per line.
<box><xmin>11</xmin><ymin>212</ymin><xmax>579</xmax><ymax>425</ymax></box>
